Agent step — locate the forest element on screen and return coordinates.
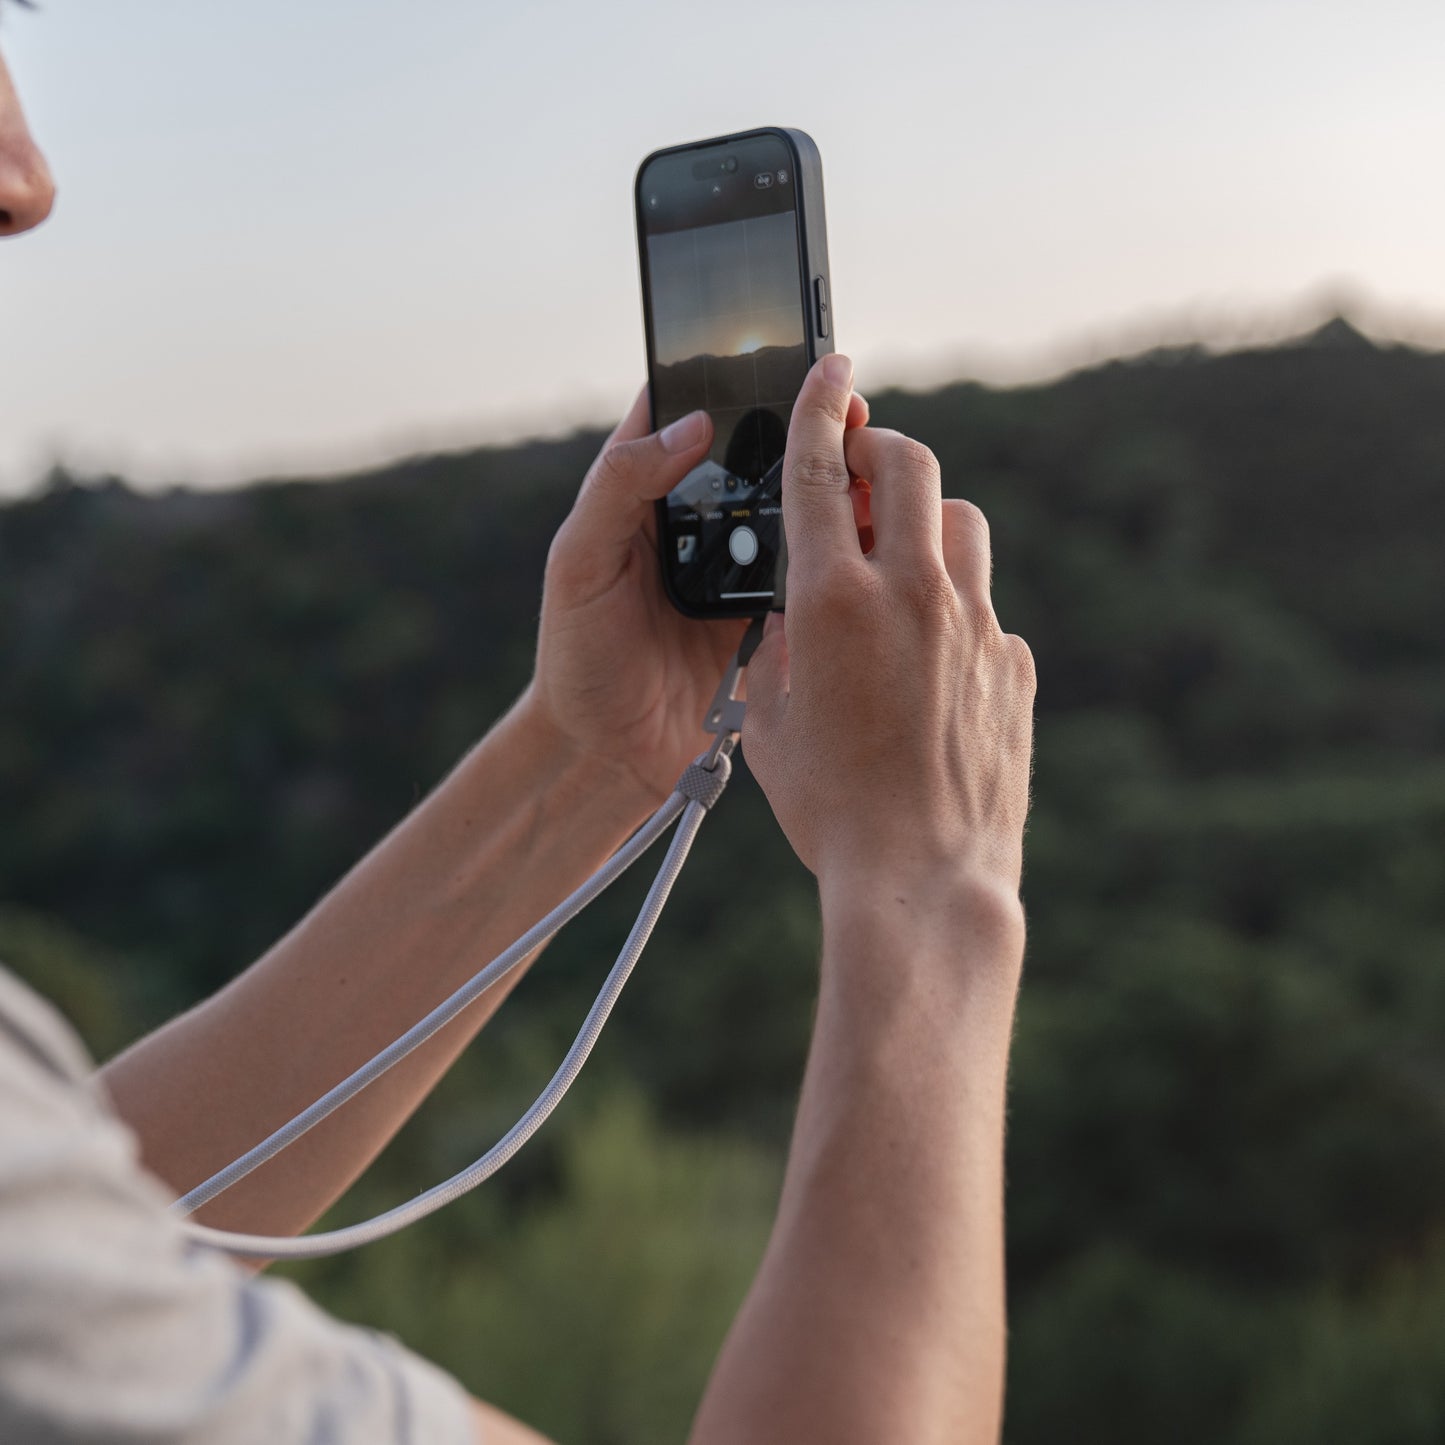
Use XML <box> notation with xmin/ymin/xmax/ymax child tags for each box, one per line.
<box><xmin>2</xmin><ymin>317</ymin><xmax>1444</xmax><ymax>1443</ymax></box>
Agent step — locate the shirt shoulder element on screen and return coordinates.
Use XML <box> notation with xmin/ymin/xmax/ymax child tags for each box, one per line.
<box><xmin>0</xmin><ymin>964</ymin><xmax>477</xmax><ymax>1445</ymax></box>
<box><xmin>0</xmin><ymin>961</ymin><xmax>100</xmax><ymax>1090</ymax></box>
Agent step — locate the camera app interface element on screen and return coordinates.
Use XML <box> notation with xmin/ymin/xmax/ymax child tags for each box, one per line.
<box><xmin>640</xmin><ymin>135</ymin><xmax>809</xmax><ymax>610</ymax></box>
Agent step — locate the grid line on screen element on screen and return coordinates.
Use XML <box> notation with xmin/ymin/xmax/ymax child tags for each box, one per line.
<box><xmin>650</xmin><ymin>209</ymin><xmax>807</xmax><ymax>492</ymax></box>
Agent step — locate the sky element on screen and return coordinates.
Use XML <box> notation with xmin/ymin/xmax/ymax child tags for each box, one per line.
<box><xmin>2</xmin><ymin>0</ymin><xmax>1443</xmax><ymax>495</ymax></box>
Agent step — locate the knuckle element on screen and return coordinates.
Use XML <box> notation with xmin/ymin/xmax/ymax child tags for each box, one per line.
<box><xmin>794</xmin><ymin>557</ymin><xmax>875</xmax><ymax>624</ymax></box>
<box><xmin>588</xmin><ymin>433</ymin><xmax>647</xmax><ymax>499</ymax></box>
<box><xmin>898</xmin><ymin>436</ymin><xmax>941</xmax><ymax>483</ymax></box>
<box><xmin>944</xmin><ymin>499</ymin><xmax>994</xmax><ymax>596</ymax></box>
<box><xmin>961</xmin><ymin>594</ymin><xmax>998</xmax><ymax>640</ymax></box>
<box><xmin>589</xmin><ymin>443</ymin><xmax>627</xmax><ymax>494</ymax></box>
<box><xmin>862</xmin><ymin>430</ymin><xmax>939</xmax><ymax>487</ymax></box>
<box><xmin>894</xmin><ymin>561</ymin><xmax>960</xmax><ymax>630</ymax></box>
<box><xmin>1003</xmin><ymin>632</ymin><xmax>1037</xmax><ymax>693</ymax></box>
<box><xmin>953</xmin><ymin>497</ymin><xmax>991</xmax><ymax>546</ymax></box>
<box><xmin>543</xmin><ymin>525</ymin><xmax>582</xmax><ymax>593</ymax></box>
<box><xmin>790</xmin><ymin>445</ymin><xmax>848</xmax><ymax>494</ymax></box>
<box><xmin>544</xmin><ymin>523</ymin><xmax>572</xmax><ymax>578</ymax></box>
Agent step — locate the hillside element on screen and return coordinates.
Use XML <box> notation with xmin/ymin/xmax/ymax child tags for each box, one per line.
<box><xmin>2</xmin><ymin>322</ymin><xmax>1444</xmax><ymax>1444</ymax></box>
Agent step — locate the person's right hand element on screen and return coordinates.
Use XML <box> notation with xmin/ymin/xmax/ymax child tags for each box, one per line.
<box><xmin>744</xmin><ymin>354</ymin><xmax>1036</xmax><ymax>908</ymax></box>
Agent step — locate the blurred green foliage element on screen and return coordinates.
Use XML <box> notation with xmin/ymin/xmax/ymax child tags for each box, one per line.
<box><xmin>2</xmin><ymin>320</ymin><xmax>1444</xmax><ymax>1441</ymax></box>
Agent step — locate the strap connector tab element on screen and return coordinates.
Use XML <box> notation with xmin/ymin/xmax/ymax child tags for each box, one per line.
<box><xmin>701</xmin><ymin>615</ymin><xmax>768</xmax><ymax>770</ymax></box>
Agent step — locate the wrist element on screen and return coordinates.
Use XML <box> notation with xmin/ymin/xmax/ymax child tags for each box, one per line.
<box><xmin>820</xmin><ymin>851</ymin><xmax>1024</xmax><ymax>929</ymax></box>
<box><xmin>818</xmin><ymin>862</ymin><xmax>1026</xmax><ymax>997</ymax></box>
<box><xmin>504</xmin><ymin>683</ymin><xmax>661</xmax><ymax>832</ymax></box>
<box><xmin>809</xmin><ymin>864</ymin><xmax>1024</xmax><ymax>1126</ymax></box>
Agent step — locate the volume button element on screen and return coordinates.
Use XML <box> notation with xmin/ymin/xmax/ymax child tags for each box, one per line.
<box><xmin>813</xmin><ymin>276</ymin><xmax>830</xmax><ymax>339</ymax></box>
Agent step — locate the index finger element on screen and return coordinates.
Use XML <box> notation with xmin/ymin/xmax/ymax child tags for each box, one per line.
<box><xmin>606</xmin><ymin>385</ymin><xmax>652</xmax><ymax>448</ymax></box>
<box><xmin>780</xmin><ymin>354</ymin><xmax>863</xmax><ymax>580</ymax></box>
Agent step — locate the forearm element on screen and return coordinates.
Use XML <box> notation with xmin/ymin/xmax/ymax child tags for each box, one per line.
<box><xmin>690</xmin><ymin>871</ymin><xmax>1024</xmax><ymax>1445</ymax></box>
<box><xmin>101</xmin><ymin>688</ymin><xmax>655</xmax><ymax>1238</ymax></box>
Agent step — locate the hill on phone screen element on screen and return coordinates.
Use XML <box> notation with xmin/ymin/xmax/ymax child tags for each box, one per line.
<box><xmin>654</xmin><ymin>341</ymin><xmax>809</xmax><ymax>414</ymax></box>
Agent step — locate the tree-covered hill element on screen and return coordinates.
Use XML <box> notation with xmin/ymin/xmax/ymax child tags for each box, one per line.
<box><xmin>3</xmin><ymin>321</ymin><xmax>1443</xmax><ymax>1443</ymax></box>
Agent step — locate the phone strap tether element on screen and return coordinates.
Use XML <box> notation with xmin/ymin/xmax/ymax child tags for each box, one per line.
<box><xmin>174</xmin><ymin>616</ymin><xmax>767</xmax><ymax>1261</ymax></box>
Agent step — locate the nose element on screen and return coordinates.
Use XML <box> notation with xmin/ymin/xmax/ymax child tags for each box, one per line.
<box><xmin>0</xmin><ymin>132</ymin><xmax>54</xmax><ymax>235</ymax></box>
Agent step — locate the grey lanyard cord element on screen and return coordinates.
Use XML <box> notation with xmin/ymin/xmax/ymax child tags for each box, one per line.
<box><xmin>174</xmin><ymin>617</ymin><xmax>765</xmax><ymax>1261</ymax></box>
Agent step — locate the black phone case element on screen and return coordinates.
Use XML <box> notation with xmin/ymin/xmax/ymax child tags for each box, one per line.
<box><xmin>635</xmin><ymin>126</ymin><xmax>834</xmax><ymax>619</ymax></box>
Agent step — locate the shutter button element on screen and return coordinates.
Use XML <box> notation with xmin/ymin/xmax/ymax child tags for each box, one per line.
<box><xmin>728</xmin><ymin>525</ymin><xmax>759</xmax><ymax>566</ymax></box>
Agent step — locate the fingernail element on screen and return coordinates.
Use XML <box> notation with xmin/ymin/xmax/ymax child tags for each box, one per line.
<box><xmin>822</xmin><ymin>353</ymin><xmax>853</xmax><ymax>388</ymax></box>
<box><xmin>660</xmin><ymin>411</ymin><xmax>708</xmax><ymax>453</ymax></box>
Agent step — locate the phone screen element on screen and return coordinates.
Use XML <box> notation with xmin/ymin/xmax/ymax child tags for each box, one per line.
<box><xmin>638</xmin><ymin>132</ymin><xmax>811</xmax><ymax>613</ymax></box>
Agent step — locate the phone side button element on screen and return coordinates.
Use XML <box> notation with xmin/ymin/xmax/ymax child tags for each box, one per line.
<box><xmin>813</xmin><ymin>276</ymin><xmax>830</xmax><ymax>339</ymax></box>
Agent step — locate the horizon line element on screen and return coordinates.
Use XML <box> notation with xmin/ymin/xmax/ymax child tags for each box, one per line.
<box><xmin>8</xmin><ymin>291</ymin><xmax>1443</xmax><ymax>503</ymax></box>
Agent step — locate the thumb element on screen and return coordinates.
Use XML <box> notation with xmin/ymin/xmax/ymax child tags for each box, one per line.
<box><xmin>570</xmin><ymin>408</ymin><xmax>713</xmax><ymax>550</ymax></box>
<box><xmin>780</xmin><ymin>354</ymin><xmax>859</xmax><ymax>583</ymax></box>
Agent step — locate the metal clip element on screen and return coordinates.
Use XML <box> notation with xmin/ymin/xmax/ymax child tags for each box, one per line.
<box><xmin>700</xmin><ymin>615</ymin><xmax>768</xmax><ymax>770</ymax></box>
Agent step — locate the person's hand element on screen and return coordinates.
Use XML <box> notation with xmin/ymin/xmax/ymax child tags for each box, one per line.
<box><xmin>744</xmin><ymin>354</ymin><xmax>1036</xmax><ymax>905</ymax></box>
<box><xmin>528</xmin><ymin>386</ymin><xmax>867</xmax><ymax>809</ymax></box>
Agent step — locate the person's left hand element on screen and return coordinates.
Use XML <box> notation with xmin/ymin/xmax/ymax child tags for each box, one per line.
<box><xmin>527</xmin><ymin>385</ymin><xmax>867</xmax><ymax>809</ymax></box>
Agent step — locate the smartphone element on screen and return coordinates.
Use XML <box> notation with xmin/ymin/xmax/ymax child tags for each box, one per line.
<box><xmin>635</xmin><ymin>127</ymin><xmax>834</xmax><ymax>617</ymax></box>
